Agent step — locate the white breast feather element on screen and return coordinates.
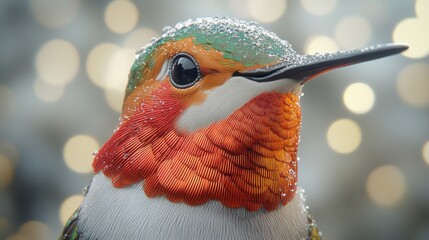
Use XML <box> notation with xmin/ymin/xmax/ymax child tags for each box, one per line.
<box><xmin>77</xmin><ymin>173</ymin><xmax>310</xmax><ymax>240</ymax></box>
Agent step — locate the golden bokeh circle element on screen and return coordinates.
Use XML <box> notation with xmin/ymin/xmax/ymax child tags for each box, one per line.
<box><xmin>343</xmin><ymin>83</ymin><xmax>375</xmax><ymax>114</ymax></box>
<box><xmin>335</xmin><ymin>15</ymin><xmax>372</xmax><ymax>49</ymax></box>
<box><xmin>35</xmin><ymin>39</ymin><xmax>80</xmax><ymax>86</ymax></box>
<box><xmin>366</xmin><ymin>165</ymin><xmax>406</xmax><ymax>207</ymax></box>
<box><xmin>29</xmin><ymin>0</ymin><xmax>79</xmax><ymax>28</ymax></box>
<box><xmin>393</xmin><ymin>18</ymin><xmax>429</xmax><ymax>59</ymax></box>
<box><xmin>300</xmin><ymin>0</ymin><xmax>337</xmax><ymax>15</ymax></box>
<box><xmin>327</xmin><ymin>119</ymin><xmax>362</xmax><ymax>154</ymax></box>
<box><xmin>123</xmin><ymin>27</ymin><xmax>160</xmax><ymax>49</ymax></box>
<box><xmin>248</xmin><ymin>0</ymin><xmax>287</xmax><ymax>23</ymax></box>
<box><xmin>86</xmin><ymin>43</ymin><xmax>121</xmax><ymax>89</ymax></box>
<box><xmin>104</xmin><ymin>88</ymin><xmax>125</xmax><ymax>113</ymax></box>
<box><xmin>396</xmin><ymin>63</ymin><xmax>429</xmax><ymax>107</ymax></box>
<box><xmin>104</xmin><ymin>0</ymin><xmax>139</xmax><ymax>34</ymax></box>
<box><xmin>423</xmin><ymin>141</ymin><xmax>429</xmax><ymax>165</ymax></box>
<box><xmin>104</xmin><ymin>48</ymin><xmax>135</xmax><ymax>90</ymax></box>
<box><xmin>103</xmin><ymin>48</ymin><xmax>135</xmax><ymax>112</ymax></box>
<box><xmin>416</xmin><ymin>0</ymin><xmax>429</xmax><ymax>21</ymax></box>
<box><xmin>63</xmin><ymin>135</ymin><xmax>99</xmax><ymax>174</ymax></box>
<box><xmin>59</xmin><ymin>195</ymin><xmax>84</xmax><ymax>225</ymax></box>
<box><xmin>34</xmin><ymin>79</ymin><xmax>65</xmax><ymax>103</ymax></box>
<box><xmin>304</xmin><ymin>35</ymin><xmax>338</xmax><ymax>54</ymax></box>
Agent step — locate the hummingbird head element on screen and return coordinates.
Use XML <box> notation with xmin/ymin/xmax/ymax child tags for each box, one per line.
<box><xmin>93</xmin><ymin>18</ymin><xmax>407</xmax><ymax>211</ymax></box>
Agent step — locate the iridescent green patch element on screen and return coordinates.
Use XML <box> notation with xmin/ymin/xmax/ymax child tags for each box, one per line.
<box><xmin>307</xmin><ymin>214</ymin><xmax>322</xmax><ymax>240</ymax></box>
<box><xmin>60</xmin><ymin>208</ymin><xmax>80</xmax><ymax>240</ymax></box>
<box><xmin>125</xmin><ymin>17</ymin><xmax>299</xmax><ymax>97</ymax></box>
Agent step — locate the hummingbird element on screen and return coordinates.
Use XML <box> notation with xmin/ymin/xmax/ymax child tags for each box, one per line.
<box><xmin>61</xmin><ymin>18</ymin><xmax>407</xmax><ymax>240</ymax></box>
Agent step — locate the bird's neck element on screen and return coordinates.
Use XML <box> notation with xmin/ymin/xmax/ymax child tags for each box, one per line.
<box><xmin>93</xmin><ymin>87</ymin><xmax>302</xmax><ymax>211</ymax></box>
<box><xmin>78</xmin><ymin>173</ymin><xmax>310</xmax><ymax>240</ymax></box>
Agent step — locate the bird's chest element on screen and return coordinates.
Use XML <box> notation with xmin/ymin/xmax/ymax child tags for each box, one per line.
<box><xmin>77</xmin><ymin>173</ymin><xmax>310</xmax><ymax>240</ymax></box>
<box><xmin>93</xmin><ymin>92</ymin><xmax>302</xmax><ymax>211</ymax></box>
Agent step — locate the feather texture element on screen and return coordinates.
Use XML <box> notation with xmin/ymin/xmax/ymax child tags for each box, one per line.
<box><xmin>93</xmin><ymin>84</ymin><xmax>301</xmax><ymax>211</ymax></box>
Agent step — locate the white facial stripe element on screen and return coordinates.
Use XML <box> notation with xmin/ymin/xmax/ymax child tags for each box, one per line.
<box><xmin>156</xmin><ymin>60</ymin><xmax>169</xmax><ymax>81</ymax></box>
<box><xmin>176</xmin><ymin>76</ymin><xmax>302</xmax><ymax>132</ymax></box>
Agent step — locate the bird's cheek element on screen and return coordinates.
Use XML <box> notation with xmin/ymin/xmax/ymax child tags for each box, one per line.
<box><xmin>170</xmin><ymin>85</ymin><xmax>207</xmax><ymax>107</ymax></box>
<box><xmin>198</xmin><ymin>72</ymin><xmax>233</xmax><ymax>89</ymax></box>
<box><xmin>169</xmin><ymin>72</ymin><xmax>230</xmax><ymax>108</ymax></box>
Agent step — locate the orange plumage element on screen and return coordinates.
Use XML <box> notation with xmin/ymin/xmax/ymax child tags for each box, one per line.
<box><xmin>94</xmin><ymin>80</ymin><xmax>301</xmax><ymax>211</ymax></box>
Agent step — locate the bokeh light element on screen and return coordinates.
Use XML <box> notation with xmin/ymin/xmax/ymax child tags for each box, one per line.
<box><xmin>367</xmin><ymin>165</ymin><xmax>406</xmax><ymax>207</ymax></box>
<box><xmin>63</xmin><ymin>135</ymin><xmax>99</xmax><ymax>174</ymax></box>
<box><xmin>104</xmin><ymin>48</ymin><xmax>135</xmax><ymax>91</ymax></box>
<box><xmin>343</xmin><ymin>82</ymin><xmax>375</xmax><ymax>114</ymax></box>
<box><xmin>423</xmin><ymin>141</ymin><xmax>429</xmax><ymax>165</ymax></box>
<box><xmin>335</xmin><ymin>15</ymin><xmax>372</xmax><ymax>49</ymax></box>
<box><xmin>0</xmin><ymin>154</ymin><xmax>14</xmax><ymax>189</ymax></box>
<box><xmin>104</xmin><ymin>88</ymin><xmax>124</xmax><ymax>113</ymax></box>
<box><xmin>86</xmin><ymin>43</ymin><xmax>121</xmax><ymax>89</ymax></box>
<box><xmin>104</xmin><ymin>0</ymin><xmax>139</xmax><ymax>34</ymax></box>
<box><xmin>300</xmin><ymin>0</ymin><xmax>337</xmax><ymax>16</ymax></box>
<box><xmin>416</xmin><ymin>0</ymin><xmax>429</xmax><ymax>22</ymax></box>
<box><xmin>327</xmin><ymin>119</ymin><xmax>362</xmax><ymax>154</ymax></box>
<box><xmin>19</xmin><ymin>221</ymin><xmax>52</xmax><ymax>240</ymax></box>
<box><xmin>123</xmin><ymin>27</ymin><xmax>160</xmax><ymax>49</ymax></box>
<box><xmin>29</xmin><ymin>0</ymin><xmax>79</xmax><ymax>28</ymax></box>
<box><xmin>396</xmin><ymin>63</ymin><xmax>429</xmax><ymax>108</ymax></box>
<box><xmin>35</xmin><ymin>39</ymin><xmax>80</xmax><ymax>86</ymax></box>
<box><xmin>33</xmin><ymin>78</ymin><xmax>65</xmax><ymax>103</ymax></box>
<box><xmin>86</xmin><ymin>44</ymin><xmax>133</xmax><ymax>112</ymax></box>
<box><xmin>248</xmin><ymin>0</ymin><xmax>287</xmax><ymax>23</ymax></box>
<box><xmin>103</xmin><ymin>48</ymin><xmax>135</xmax><ymax>112</ymax></box>
<box><xmin>59</xmin><ymin>195</ymin><xmax>83</xmax><ymax>225</ymax></box>
<box><xmin>304</xmin><ymin>35</ymin><xmax>339</xmax><ymax>54</ymax></box>
<box><xmin>393</xmin><ymin>18</ymin><xmax>429</xmax><ymax>59</ymax></box>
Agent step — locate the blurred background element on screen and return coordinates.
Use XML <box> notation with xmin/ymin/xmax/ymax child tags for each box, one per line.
<box><xmin>0</xmin><ymin>0</ymin><xmax>428</xmax><ymax>239</ymax></box>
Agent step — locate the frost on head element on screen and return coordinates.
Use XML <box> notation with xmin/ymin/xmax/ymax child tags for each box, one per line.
<box><xmin>158</xmin><ymin>17</ymin><xmax>297</xmax><ymax>65</ymax></box>
<box><xmin>126</xmin><ymin>17</ymin><xmax>299</xmax><ymax>97</ymax></box>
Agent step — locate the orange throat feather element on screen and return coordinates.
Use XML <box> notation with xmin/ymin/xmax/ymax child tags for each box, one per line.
<box><xmin>93</xmin><ymin>83</ymin><xmax>302</xmax><ymax>211</ymax></box>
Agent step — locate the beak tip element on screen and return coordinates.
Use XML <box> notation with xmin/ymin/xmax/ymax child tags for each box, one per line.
<box><xmin>384</xmin><ymin>43</ymin><xmax>409</xmax><ymax>54</ymax></box>
<box><xmin>399</xmin><ymin>44</ymin><xmax>409</xmax><ymax>52</ymax></box>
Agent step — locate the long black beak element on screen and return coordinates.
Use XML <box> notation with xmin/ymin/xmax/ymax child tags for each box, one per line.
<box><xmin>235</xmin><ymin>43</ymin><xmax>408</xmax><ymax>84</ymax></box>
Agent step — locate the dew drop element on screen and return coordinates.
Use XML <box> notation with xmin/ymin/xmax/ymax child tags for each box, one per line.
<box><xmin>82</xmin><ymin>185</ymin><xmax>89</xmax><ymax>195</ymax></box>
<box><xmin>161</xmin><ymin>26</ymin><xmax>173</xmax><ymax>34</ymax></box>
<box><xmin>150</xmin><ymin>37</ymin><xmax>158</xmax><ymax>43</ymax></box>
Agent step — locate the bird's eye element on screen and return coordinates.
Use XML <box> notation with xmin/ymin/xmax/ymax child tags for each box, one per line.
<box><xmin>169</xmin><ymin>53</ymin><xmax>201</xmax><ymax>88</ymax></box>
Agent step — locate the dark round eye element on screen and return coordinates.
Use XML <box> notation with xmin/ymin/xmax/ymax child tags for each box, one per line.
<box><xmin>169</xmin><ymin>53</ymin><xmax>201</xmax><ymax>88</ymax></box>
